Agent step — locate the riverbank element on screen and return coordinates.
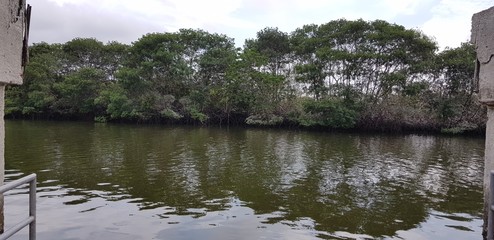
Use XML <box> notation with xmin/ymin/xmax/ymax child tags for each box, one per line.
<box><xmin>5</xmin><ymin>115</ymin><xmax>486</xmax><ymax>137</ymax></box>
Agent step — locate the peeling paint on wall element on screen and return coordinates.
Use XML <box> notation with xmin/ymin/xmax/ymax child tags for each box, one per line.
<box><xmin>0</xmin><ymin>0</ymin><xmax>27</xmax><ymax>85</ymax></box>
<box><xmin>472</xmin><ymin>6</ymin><xmax>494</xmax><ymax>105</ymax></box>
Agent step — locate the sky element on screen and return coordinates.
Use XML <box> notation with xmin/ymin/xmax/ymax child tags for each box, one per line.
<box><xmin>27</xmin><ymin>0</ymin><xmax>493</xmax><ymax>50</ymax></box>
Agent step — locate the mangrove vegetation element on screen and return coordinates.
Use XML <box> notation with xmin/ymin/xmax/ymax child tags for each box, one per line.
<box><xmin>6</xmin><ymin>19</ymin><xmax>485</xmax><ymax>133</ymax></box>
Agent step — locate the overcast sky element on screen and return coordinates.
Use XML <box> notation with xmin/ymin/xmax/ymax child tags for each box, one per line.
<box><xmin>27</xmin><ymin>0</ymin><xmax>493</xmax><ymax>50</ymax></box>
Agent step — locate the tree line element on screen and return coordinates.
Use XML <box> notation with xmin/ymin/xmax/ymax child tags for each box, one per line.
<box><xmin>6</xmin><ymin>19</ymin><xmax>485</xmax><ymax>133</ymax></box>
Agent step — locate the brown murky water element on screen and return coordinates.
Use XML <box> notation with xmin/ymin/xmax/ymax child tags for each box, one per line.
<box><xmin>4</xmin><ymin>120</ymin><xmax>484</xmax><ymax>239</ymax></box>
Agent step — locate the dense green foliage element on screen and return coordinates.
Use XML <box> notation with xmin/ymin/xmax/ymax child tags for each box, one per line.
<box><xmin>6</xmin><ymin>19</ymin><xmax>486</xmax><ymax>132</ymax></box>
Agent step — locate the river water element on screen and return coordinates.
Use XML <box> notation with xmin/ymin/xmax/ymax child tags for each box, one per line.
<box><xmin>3</xmin><ymin>120</ymin><xmax>484</xmax><ymax>239</ymax></box>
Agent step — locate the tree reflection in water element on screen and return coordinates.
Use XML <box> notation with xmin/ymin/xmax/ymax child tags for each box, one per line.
<box><xmin>5</xmin><ymin>120</ymin><xmax>484</xmax><ymax>239</ymax></box>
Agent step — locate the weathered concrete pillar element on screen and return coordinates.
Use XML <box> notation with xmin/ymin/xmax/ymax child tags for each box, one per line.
<box><xmin>485</xmin><ymin>107</ymin><xmax>494</xmax><ymax>239</ymax></box>
<box><xmin>0</xmin><ymin>0</ymin><xmax>29</xmax><ymax>234</ymax></box>
<box><xmin>0</xmin><ymin>84</ymin><xmax>4</xmax><ymax>233</ymax></box>
<box><xmin>472</xmin><ymin>6</ymin><xmax>494</xmax><ymax>239</ymax></box>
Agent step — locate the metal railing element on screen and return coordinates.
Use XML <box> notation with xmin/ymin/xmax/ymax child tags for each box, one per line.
<box><xmin>0</xmin><ymin>174</ymin><xmax>36</xmax><ymax>240</ymax></box>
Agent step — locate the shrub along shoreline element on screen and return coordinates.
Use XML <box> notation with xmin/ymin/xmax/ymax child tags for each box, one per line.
<box><xmin>6</xmin><ymin>19</ymin><xmax>486</xmax><ymax>134</ymax></box>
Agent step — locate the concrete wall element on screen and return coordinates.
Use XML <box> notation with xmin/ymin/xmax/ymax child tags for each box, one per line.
<box><xmin>472</xmin><ymin>6</ymin><xmax>494</xmax><ymax>239</ymax></box>
<box><xmin>0</xmin><ymin>0</ymin><xmax>26</xmax><ymax>85</ymax></box>
<box><xmin>0</xmin><ymin>0</ymin><xmax>27</xmax><ymax>233</ymax></box>
<box><xmin>0</xmin><ymin>85</ymin><xmax>4</xmax><ymax>233</ymax></box>
<box><xmin>472</xmin><ymin>6</ymin><xmax>494</xmax><ymax>105</ymax></box>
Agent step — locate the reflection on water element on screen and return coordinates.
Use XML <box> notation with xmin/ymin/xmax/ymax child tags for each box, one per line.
<box><xmin>4</xmin><ymin>120</ymin><xmax>484</xmax><ymax>239</ymax></box>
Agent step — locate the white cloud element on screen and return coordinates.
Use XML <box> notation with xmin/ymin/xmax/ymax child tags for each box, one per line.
<box><xmin>47</xmin><ymin>0</ymin><xmax>81</xmax><ymax>6</ymax></box>
<box><xmin>421</xmin><ymin>0</ymin><xmax>493</xmax><ymax>49</ymax></box>
<box><xmin>28</xmin><ymin>0</ymin><xmax>494</xmax><ymax>50</ymax></box>
<box><xmin>35</xmin><ymin>0</ymin><xmax>253</xmax><ymax>43</ymax></box>
<box><xmin>380</xmin><ymin>0</ymin><xmax>421</xmax><ymax>15</ymax></box>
